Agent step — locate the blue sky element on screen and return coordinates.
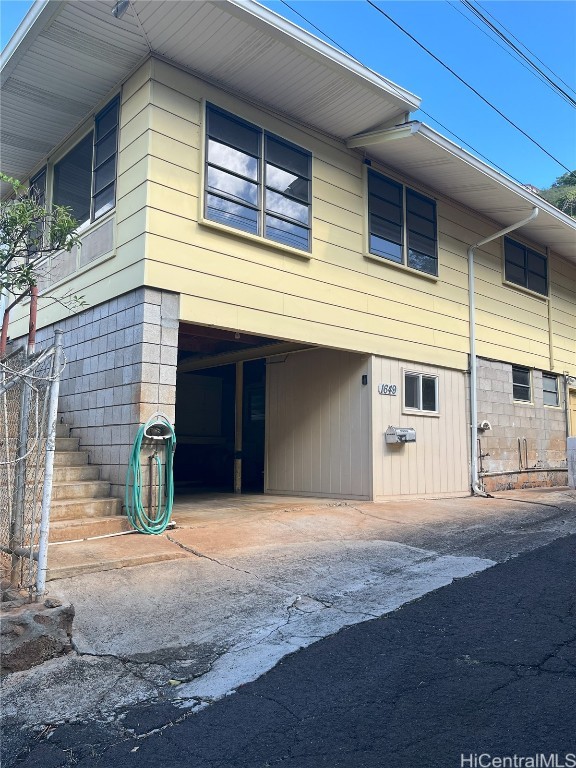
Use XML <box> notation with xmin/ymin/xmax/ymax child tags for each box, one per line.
<box><xmin>1</xmin><ymin>0</ymin><xmax>575</xmax><ymax>189</ymax></box>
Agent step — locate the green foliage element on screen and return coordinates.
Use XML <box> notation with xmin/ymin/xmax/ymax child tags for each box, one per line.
<box><xmin>0</xmin><ymin>172</ymin><xmax>82</xmax><ymax>303</ymax></box>
<box><xmin>538</xmin><ymin>171</ymin><xmax>576</xmax><ymax>218</ymax></box>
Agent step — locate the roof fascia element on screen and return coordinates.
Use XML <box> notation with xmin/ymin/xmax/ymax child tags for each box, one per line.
<box><xmin>348</xmin><ymin>121</ymin><xmax>576</xmax><ymax>233</ymax></box>
<box><xmin>347</xmin><ymin>123</ymin><xmax>419</xmax><ymax>148</ymax></box>
<box><xmin>226</xmin><ymin>0</ymin><xmax>421</xmax><ymax>113</ymax></box>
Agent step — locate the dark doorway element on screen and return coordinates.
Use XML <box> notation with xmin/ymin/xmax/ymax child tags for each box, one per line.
<box><xmin>241</xmin><ymin>359</ymin><xmax>266</xmax><ymax>492</ymax></box>
<box><xmin>174</xmin><ymin>359</ymin><xmax>266</xmax><ymax>494</ymax></box>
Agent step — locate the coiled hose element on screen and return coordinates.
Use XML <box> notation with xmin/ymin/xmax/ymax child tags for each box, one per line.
<box><xmin>125</xmin><ymin>414</ymin><xmax>176</xmax><ymax>534</ymax></box>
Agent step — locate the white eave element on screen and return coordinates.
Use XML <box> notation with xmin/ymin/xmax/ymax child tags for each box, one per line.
<box><xmin>0</xmin><ymin>0</ymin><xmax>419</xmax><ymax>195</ymax></box>
<box><xmin>347</xmin><ymin>122</ymin><xmax>576</xmax><ymax>265</ymax></box>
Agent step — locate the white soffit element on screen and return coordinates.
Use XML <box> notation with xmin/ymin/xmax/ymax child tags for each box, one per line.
<box><xmin>348</xmin><ymin>123</ymin><xmax>576</xmax><ymax>264</ymax></box>
<box><xmin>0</xmin><ymin>0</ymin><xmax>419</xmax><ymax>195</ymax></box>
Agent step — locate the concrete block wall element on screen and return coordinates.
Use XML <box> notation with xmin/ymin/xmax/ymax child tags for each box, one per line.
<box><xmin>34</xmin><ymin>287</ymin><xmax>179</xmax><ymax>499</ymax></box>
<box><xmin>476</xmin><ymin>358</ymin><xmax>567</xmax><ymax>481</ymax></box>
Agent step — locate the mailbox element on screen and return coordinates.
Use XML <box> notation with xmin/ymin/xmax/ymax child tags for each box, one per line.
<box><xmin>385</xmin><ymin>426</ymin><xmax>416</xmax><ymax>444</ymax></box>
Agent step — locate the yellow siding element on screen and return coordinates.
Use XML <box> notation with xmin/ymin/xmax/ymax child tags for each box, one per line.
<box><xmin>10</xmin><ymin>65</ymin><xmax>151</xmax><ymax>337</ymax></box>
<box><xmin>139</xmin><ymin>57</ymin><xmax>575</xmax><ymax>375</ymax></box>
<box><xmin>16</xmin><ymin>56</ymin><xmax>575</xmax><ymax>381</ymax></box>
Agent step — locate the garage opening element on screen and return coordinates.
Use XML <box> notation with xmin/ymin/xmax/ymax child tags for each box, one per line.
<box><xmin>174</xmin><ymin>324</ymin><xmax>307</xmax><ymax>495</ymax></box>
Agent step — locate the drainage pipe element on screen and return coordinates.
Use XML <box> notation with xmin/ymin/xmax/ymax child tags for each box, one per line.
<box><xmin>468</xmin><ymin>207</ymin><xmax>539</xmax><ymax>496</ymax></box>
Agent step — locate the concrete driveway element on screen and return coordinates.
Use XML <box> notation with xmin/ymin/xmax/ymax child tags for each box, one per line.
<box><xmin>3</xmin><ymin>487</ymin><xmax>576</xmax><ymax>762</ymax></box>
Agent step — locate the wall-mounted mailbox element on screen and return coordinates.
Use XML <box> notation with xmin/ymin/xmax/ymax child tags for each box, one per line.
<box><xmin>385</xmin><ymin>426</ymin><xmax>416</xmax><ymax>444</ymax></box>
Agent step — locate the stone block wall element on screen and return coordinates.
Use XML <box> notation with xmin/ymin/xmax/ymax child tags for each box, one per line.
<box><xmin>476</xmin><ymin>358</ymin><xmax>567</xmax><ymax>482</ymax></box>
<box><xmin>33</xmin><ymin>287</ymin><xmax>179</xmax><ymax>499</ymax></box>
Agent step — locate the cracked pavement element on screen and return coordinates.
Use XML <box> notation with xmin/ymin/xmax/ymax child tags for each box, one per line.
<box><xmin>3</xmin><ymin>488</ymin><xmax>576</xmax><ymax>766</ymax></box>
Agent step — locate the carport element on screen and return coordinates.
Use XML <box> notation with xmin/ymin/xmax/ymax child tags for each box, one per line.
<box><xmin>175</xmin><ymin>323</ymin><xmax>371</xmax><ymax>501</ymax></box>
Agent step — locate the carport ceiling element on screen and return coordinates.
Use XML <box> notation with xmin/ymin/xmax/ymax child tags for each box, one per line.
<box><xmin>177</xmin><ymin>324</ymin><xmax>312</xmax><ymax>373</ymax></box>
<box><xmin>178</xmin><ymin>324</ymin><xmax>276</xmax><ymax>358</ymax></box>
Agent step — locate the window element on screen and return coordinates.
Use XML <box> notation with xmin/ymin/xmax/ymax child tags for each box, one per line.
<box><xmin>368</xmin><ymin>169</ymin><xmax>437</xmax><ymax>276</ymax></box>
<box><xmin>205</xmin><ymin>104</ymin><xmax>311</xmax><ymax>251</ymax></box>
<box><xmin>52</xmin><ymin>96</ymin><xmax>119</xmax><ymax>228</ymax></box>
<box><xmin>504</xmin><ymin>237</ymin><xmax>547</xmax><ymax>296</ymax></box>
<box><xmin>542</xmin><ymin>373</ymin><xmax>559</xmax><ymax>406</ymax></box>
<box><xmin>404</xmin><ymin>371</ymin><xmax>438</xmax><ymax>412</ymax></box>
<box><xmin>512</xmin><ymin>365</ymin><xmax>531</xmax><ymax>402</ymax></box>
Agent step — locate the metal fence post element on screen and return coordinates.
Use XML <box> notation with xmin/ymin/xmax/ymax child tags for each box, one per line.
<box><xmin>36</xmin><ymin>329</ymin><xmax>63</xmax><ymax>598</ymax></box>
<box><xmin>10</xmin><ymin>365</ymin><xmax>31</xmax><ymax>587</ymax></box>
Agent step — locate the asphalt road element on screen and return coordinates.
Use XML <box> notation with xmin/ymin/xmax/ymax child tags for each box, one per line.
<box><xmin>10</xmin><ymin>532</ymin><xmax>576</xmax><ymax>768</ymax></box>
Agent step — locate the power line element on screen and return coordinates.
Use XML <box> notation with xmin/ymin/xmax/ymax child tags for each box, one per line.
<box><xmin>365</xmin><ymin>0</ymin><xmax>574</xmax><ymax>176</ymax></box>
<box><xmin>474</xmin><ymin>0</ymin><xmax>576</xmax><ymax>99</ymax></box>
<box><xmin>446</xmin><ymin>0</ymin><xmax>575</xmax><ymax>109</ymax></box>
<box><xmin>460</xmin><ymin>0</ymin><xmax>576</xmax><ymax>109</ymax></box>
<box><xmin>277</xmin><ymin>0</ymin><xmax>528</xmax><ymax>185</ymax></box>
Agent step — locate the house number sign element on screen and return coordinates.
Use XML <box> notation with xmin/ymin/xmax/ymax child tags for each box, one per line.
<box><xmin>378</xmin><ymin>384</ymin><xmax>397</xmax><ymax>395</ymax></box>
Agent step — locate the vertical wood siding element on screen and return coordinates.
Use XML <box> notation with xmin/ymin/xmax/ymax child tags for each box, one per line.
<box><xmin>371</xmin><ymin>357</ymin><xmax>469</xmax><ymax>498</ymax></box>
<box><xmin>266</xmin><ymin>349</ymin><xmax>371</xmax><ymax>499</ymax></box>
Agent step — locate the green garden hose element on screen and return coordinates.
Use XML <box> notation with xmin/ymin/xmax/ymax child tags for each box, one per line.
<box><xmin>125</xmin><ymin>414</ymin><xmax>176</xmax><ymax>534</ymax></box>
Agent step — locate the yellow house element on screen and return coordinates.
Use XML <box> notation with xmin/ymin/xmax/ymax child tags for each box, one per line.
<box><xmin>2</xmin><ymin>0</ymin><xmax>575</xmax><ymax>504</ymax></box>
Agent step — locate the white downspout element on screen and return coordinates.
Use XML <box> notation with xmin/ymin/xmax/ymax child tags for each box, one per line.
<box><xmin>468</xmin><ymin>207</ymin><xmax>539</xmax><ymax>496</ymax></box>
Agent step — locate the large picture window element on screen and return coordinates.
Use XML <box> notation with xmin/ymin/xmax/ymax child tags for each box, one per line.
<box><xmin>52</xmin><ymin>96</ymin><xmax>119</xmax><ymax>228</ymax></box>
<box><xmin>368</xmin><ymin>169</ymin><xmax>437</xmax><ymax>276</ymax></box>
<box><xmin>205</xmin><ymin>104</ymin><xmax>311</xmax><ymax>251</ymax></box>
<box><xmin>504</xmin><ymin>237</ymin><xmax>547</xmax><ymax>296</ymax></box>
<box><xmin>53</xmin><ymin>133</ymin><xmax>94</xmax><ymax>226</ymax></box>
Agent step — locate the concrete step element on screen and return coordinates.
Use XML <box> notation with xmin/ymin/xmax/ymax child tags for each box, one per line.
<box><xmin>55</xmin><ymin>423</ymin><xmax>70</xmax><ymax>438</ymax></box>
<box><xmin>51</xmin><ymin>480</ymin><xmax>111</xmax><ymax>501</ymax></box>
<box><xmin>55</xmin><ymin>437</ymin><xmax>80</xmax><ymax>452</ymax></box>
<box><xmin>50</xmin><ymin>497</ymin><xmax>123</xmax><ymax>521</ymax></box>
<box><xmin>53</xmin><ymin>465</ymin><xmax>100</xmax><ymax>483</ymax></box>
<box><xmin>49</xmin><ymin>515</ymin><xmax>134</xmax><ymax>543</ymax></box>
<box><xmin>46</xmin><ymin>534</ymin><xmax>189</xmax><ymax>580</ymax></box>
<box><xmin>53</xmin><ymin>451</ymin><xmax>89</xmax><ymax>467</ymax></box>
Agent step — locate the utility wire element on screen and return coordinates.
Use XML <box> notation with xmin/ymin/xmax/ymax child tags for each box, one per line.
<box><xmin>460</xmin><ymin>0</ymin><xmax>576</xmax><ymax>109</ymax></box>
<box><xmin>365</xmin><ymin>0</ymin><xmax>574</xmax><ymax>176</ymax></box>
<box><xmin>446</xmin><ymin>0</ymin><xmax>575</xmax><ymax>109</ymax></box>
<box><xmin>475</xmin><ymin>0</ymin><xmax>576</xmax><ymax>99</ymax></box>
<box><xmin>277</xmin><ymin>0</ymin><xmax>527</xmax><ymax>186</ymax></box>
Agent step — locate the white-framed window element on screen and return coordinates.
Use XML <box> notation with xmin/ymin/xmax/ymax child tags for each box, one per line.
<box><xmin>404</xmin><ymin>371</ymin><xmax>439</xmax><ymax>413</ymax></box>
<box><xmin>542</xmin><ymin>373</ymin><xmax>559</xmax><ymax>406</ymax></box>
<box><xmin>204</xmin><ymin>103</ymin><xmax>312</xmax><ymax>252</ymax></box>
<box><xmin>512</xmin><ymin>365</ymin><xmax>531</xmax><ymax>402</ymax></box>
<box><xmin>32</xmin><ymin>96</ymin><xmax>120</xmax><ymax>230</ymax></box>
<box><xmin>367</xmin><ymin>168</ymin><xmax>437</xmax><ymax>276</ymax></box>
<box><xmin>504</xmin><ymin>237</ymin><xmax>548</xmax><ymax>296</ymax></box>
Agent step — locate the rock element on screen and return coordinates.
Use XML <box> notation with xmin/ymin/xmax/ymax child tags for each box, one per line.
<box><xmin>1</xmin><ymin>587</ymin><xmax>24</xmax><ymax>603</ymax></box>
<box><xmin>0</xmin><ymin>603</ymin><xmax>75</xmax><ymax>674</ymax></box>
<box><xmin>43</xmin><ymin>598</ymin><xmax>62</xmax><ymax>609</ymax></box>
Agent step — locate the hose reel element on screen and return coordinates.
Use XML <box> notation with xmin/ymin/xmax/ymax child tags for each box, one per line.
<box><xmin>125</xmin><ymin>413</ymin><xmax>176</xmax><ymax>534</ymax></box>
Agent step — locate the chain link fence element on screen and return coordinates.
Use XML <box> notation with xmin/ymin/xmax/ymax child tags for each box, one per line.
<box><xmin>1</xmin><ymin>332</ymin><xmax>64</xmax><ymax>598</ymax></box>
